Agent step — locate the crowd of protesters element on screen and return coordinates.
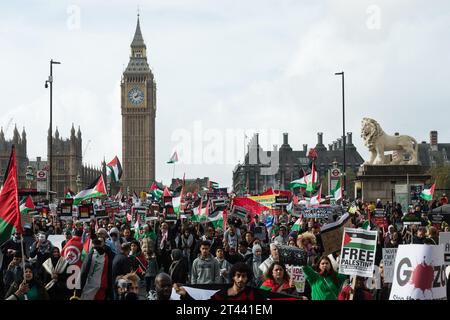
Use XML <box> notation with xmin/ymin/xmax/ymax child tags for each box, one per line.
<box><xmin>1</xmin><ymin>190</ymin><xmax>449</xmax><ymax>300</ymax></box>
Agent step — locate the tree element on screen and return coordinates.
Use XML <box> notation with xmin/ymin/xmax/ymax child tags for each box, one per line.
<box><xmin>428</xmin><ymin>164</ymin><xmax>450</xmax><ymax>198</ymax></box>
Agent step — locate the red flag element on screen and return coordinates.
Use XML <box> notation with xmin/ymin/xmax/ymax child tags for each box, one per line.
<box><xmin>0</xmin><ymin>146</ymin><xmax>22</xmax><ymax>245</ymax></box>
<box><xmin>198</xmin><ymin>197</ymin><xmax>203</xmax><ymax>216</ymax></box>
<box><xmin>163</xmin><ymin>187</ymin><xmax>171</xmax><ymax>197</ymax></box>
<box><xmin>204</xmin><ymin>199</ymin><xmax>210</xmax><ymax>218</ymax></box>
<box><xmin>293</xmin><ymin>195</ymin><xmax>298</xmax><ymax>205</ymax></box>
<box><xmin>223</xmin><ymin>208</ymin><xmax>227</xmax><ymax>231</ymax></box>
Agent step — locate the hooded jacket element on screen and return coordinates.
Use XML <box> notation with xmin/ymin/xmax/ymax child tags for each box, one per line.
<box><xmin>191</xmin><ymin>253</ymin><xmax>221</xmax><ymax>284</ymax></box>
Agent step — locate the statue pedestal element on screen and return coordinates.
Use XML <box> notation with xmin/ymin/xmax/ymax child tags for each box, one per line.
<box><xmin>355</xmin><ymin>165</ymin><xmax>431</xmax><ymax>206</ymax></box>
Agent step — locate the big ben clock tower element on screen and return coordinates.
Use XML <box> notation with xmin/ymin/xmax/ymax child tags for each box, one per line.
<box><xmin>121</xmin><ymin>15</ymin><xmax>156</xmax><ymax>193</ymax></box>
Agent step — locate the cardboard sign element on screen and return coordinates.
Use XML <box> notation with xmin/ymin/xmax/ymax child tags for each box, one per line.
<box><xmin>390</xmin><ymin>244</ymin><xmax>447</xmax><ymax>300</ymax></box>
<box><xmin>339</xmin><ymin>228</ymin><xmax>378</xmax><ymax>277</ymax></box>
<box><xmin>320</xmin><ymin>213</ymin><xmax>352</xmax><ymax>255</ymax></box>
<box><xmin>382</xmin><ymin>248</ymin><xmax>398</xmax><ymax>283</ymax></box>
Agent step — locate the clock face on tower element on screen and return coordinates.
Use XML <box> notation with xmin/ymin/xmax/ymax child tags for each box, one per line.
<box><xmin>128</xmin><ymin>87</ymin><xmax>145</xmax><ymax>105</ymax></box>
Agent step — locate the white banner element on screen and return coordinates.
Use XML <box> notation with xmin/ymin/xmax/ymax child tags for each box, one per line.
<box><xmin>382</xmin><ymin>248</ymin><xmax>398</xmax><ymax>283</ymax></box>
<box><xmin>339</xmin><ymin>228</ymin><xmax>378</xmax><ymax>277</ymax></box>
<box><xmin>47</xmin><ymin>235</ymin><xmax>66</xmax><ymax>250</ymax></box>
<box><xmin>389</xmin><ymin>244</ymin><xmax>447</xmax><ymax>300</ymax></box>
<box><xmin>439</xmin><ymin>232</ymin><xmax>450</xmax><ymax>265</ymax></box>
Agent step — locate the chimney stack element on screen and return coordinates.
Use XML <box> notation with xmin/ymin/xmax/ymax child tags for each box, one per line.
<box><xmin>317</xmin><ymin>132</ymin><xmax>323</xmax><ymax>145</ymax></box>
<box><xmin>346</xmin><ymin>132</ymin><xmax>352</xmax><ymax>145</ymax></box>
<box><xmin>333</xmin><ymin>141</ymin><xmax>338</xmax><ymax>150</ymax></box>
<box><xmin>328</xmin><ymin>144</ymin><xmax>333</xmax><ymax>151</ymax></box>
<box><xmin>430</xmin><ymin>131</ymin><xmax>438</xmax><ymax>151</ymax></box>
<box><xmin>303</xmin><ymin>144</ymin><xmax>308</xmax><ymax>153</ymax></box>
<box><xmin>283</xmin><ymin>133</ymin><xmax>288</xmax><ymax>145</ymax></box>
<box><xmin>337</xmin><ymin>138</ymin><xmax>342</xmax><ymax>149</ymax></box>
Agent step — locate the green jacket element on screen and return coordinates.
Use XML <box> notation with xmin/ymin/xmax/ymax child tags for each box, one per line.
<box><xmin>302</xmin><ymin>265</ymin><xmax>347</xmax><ymax>300</ymax></box>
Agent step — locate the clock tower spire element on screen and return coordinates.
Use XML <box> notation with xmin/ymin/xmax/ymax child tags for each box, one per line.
<box><xmin>121</xmin><ymin>15</ymin><xmax>156</xmax><ymax>193</ymax></box>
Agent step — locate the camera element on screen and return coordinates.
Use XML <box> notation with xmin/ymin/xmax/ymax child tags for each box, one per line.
<box><xmin>117</xmin><ymin>279</ymin><xmax>138</xmax><ymax>300</ymax></box>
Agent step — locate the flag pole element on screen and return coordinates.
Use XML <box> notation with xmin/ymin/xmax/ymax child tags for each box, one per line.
<box><xmin>172</xmin><ymin>163</ymin><xmax>176</xmax><ymax>180</ymax></box>
<box><xmin>20</xmin><ymin>235</ymin><xmax>26</xmax><ymax>279</ymax></box>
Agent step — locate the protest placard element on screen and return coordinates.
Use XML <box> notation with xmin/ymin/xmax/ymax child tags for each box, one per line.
<box><xmin>439</xmin><ymin>232</ymin><xmax>450</xmax><ymax>265</ymax></box>
<box><xmin>286</xmin><ymin>265</ymin><xmax>306</xmax><ymax>293</ymax></box>
<box><xmin>339</xmin><ymin>228</ymin><xmax>378</xmax><ymax>277</ymax></box>
<box><xmin>389</xmin><ymin>244</ymin><xmax>447</xmax><ymax>300</ymax></box>
<box><xmin>382</xmin><ymin>248</ymin><xmax>398</xmax><ymax>283</ymax></box>
<box><xmin>320</xmin><ymin>213</ymin><xmax>351</xmax><ymax>255</ymax></box>
<box><xmin>301</xmin><ymin>206</ymin><xmax>333</xmax><ymax>219</ymax></box>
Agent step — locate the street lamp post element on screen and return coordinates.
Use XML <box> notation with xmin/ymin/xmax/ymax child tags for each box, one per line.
<box><xmin>335</xmin><ymin>71</ymin><xmax>346</xmax><ymax>198</ymax></box>
<box><xmin>45</xmin><ymin>59</ymin><xmax>61</xmax><ymax>201</ymax></box>
<box><xmin>25</xmin><ymin>165</ymin><xmax>34</xmax><ymax>189</ymax></box>
<box><xmin>76</xmin><ymin>174</ymin><xmax>82</xmax><ymax>193</ymax></box>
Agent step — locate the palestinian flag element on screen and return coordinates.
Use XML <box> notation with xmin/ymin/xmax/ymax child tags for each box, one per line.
<box><xmin>420</xmin><ymin>183</ymin><xmax>435</xmax><ymax>201</ymax></box>
<box><xmin>20</xmin><ymin>195</ymin><xmax>35</xmax><ymax>214</ymax></box>
<box><xmin>107</xmin><ymin>156</ymin><xmax>122</xmax><ymax>182</ymax></box>
<box><xmin>0</xmin><ymin>146</ymin><xmax>22</xmax><ymax>245</ymax></box>
<box><xmin>342</xmin><ymin>228</ymin><xmax>377</xmax><ymax>251</ymax></box>
<box><xmin>65</xmin><ymin>188</ymin><xmax>75</xmax><ymax>198</ymax></box>
<box><xmin>309</xmin><ymin>184</ymin><xmax>322</xmax><ymax>205</ymax></box>
<box><xmin>331</xmin><ymin>179</ymin><xmax>342</xmax><ymax>201</ymax></box>
<box><xmin>114</xmin><ymin>188</ymin><xmax>123</xmax><ymax>202</ymax></box>
<box><xmin>288</xmin><ymin>165</ymin><xmax>318</xmax><ymax>191</ymax></box>
<box><xmin>232</xmin><ymin>205</ymin><xmax>248</xmax><ymax>220</ymax></box>
<box><xmin>291</xmin><ymin>217</ymin><xmax>303</xmax><ymax>232</ymax></box>
<box><xmin>209</xmin><ymin>181</ymin><xmax>219</xmax><ymax>190</ymax></box>
<box><xmin>172</xmin><ymin>187</ymin><xmax>183</xmax><ymax>215</ymax></box>
<box><xmin>208</xmin><ymin>210</ymin><xmax>224</xmax><ymax>229</ymax></box>
<box><xmin>73</xmin><ymin>175</ymin><xmax>107</xmax><ymax>205</ymax></box>
<box><xmin>134</xmin><ymin>214</ymin><xmax>141</xmax><ymax>240</ymax></box>
<box><xmin>167</xmin><ymin>151</ymin><xmax>178</xmax><ymax>164</ymax></box>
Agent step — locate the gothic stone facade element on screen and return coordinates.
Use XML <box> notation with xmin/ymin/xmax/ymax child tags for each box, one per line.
<box><xmin>48</xmin><ymin>125</ymin><xmax>104</xmax><ymax>198</ymax></box>
<box><xmin>232</xmin><ymin>132</ymin><xmax>364</xmax><ymax>195</ymax></box>
<box><xmin>121</xmin><ymin>16</ymin><xmax>156</xmax><ymax>193</ymax></box>
<box><xmin>0</xmin><ymin>126</ymin><xmax>28</xmax><ymax>188</ymax></box>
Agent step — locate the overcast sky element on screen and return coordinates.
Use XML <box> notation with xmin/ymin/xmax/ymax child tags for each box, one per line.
<box><xmin>1</xmin><ymin>0</ymin><xmax>449</xmax><ymax>188</ymax></box>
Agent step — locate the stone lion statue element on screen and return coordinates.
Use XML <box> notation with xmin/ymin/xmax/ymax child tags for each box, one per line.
<box><xmin>361</xmin><ymin>117</ymin><xmax>418</xmax><ymax>165</ymax></box>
